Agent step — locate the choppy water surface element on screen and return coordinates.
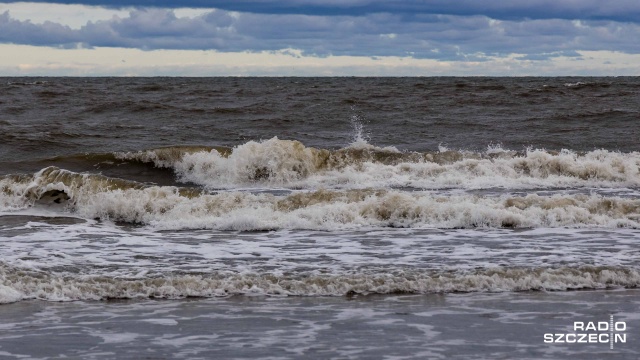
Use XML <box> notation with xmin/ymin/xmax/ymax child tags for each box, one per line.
<box><xmin>0</xmin><ymin>77</ymin><xmax>639</xmax><ymax>358</ymax></box>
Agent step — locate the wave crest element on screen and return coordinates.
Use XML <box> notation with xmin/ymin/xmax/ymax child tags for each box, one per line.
<box><xmin>1</xmin><ymin>264</ymin><xmax>637</xmax><ymax>303</ymax></box>
<box><xmin>2</xmin><ymin>171</ymin><xmax>639</xmax><ymax>230</ymax></box>
<box><xmin>116</xmin><ymin>139</ymin><xmax>640</xmax><ymax>190</ymax></box>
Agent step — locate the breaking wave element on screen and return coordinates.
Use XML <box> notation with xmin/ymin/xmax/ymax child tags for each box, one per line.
<box><xmin>1</xmin><ymin>264</ymin><xmax>638</xmax><ymax>303</ymax></box>
<box><xmin>1</xmin><ymin>167</ymin><xmax>639</xmax><ymax>230</ymax></box>
<box><xmin>115</xmin><ymin>138</ymin><xmax>640</xmax><ymax>190</ymax></box>
<box><xmin>1</xmin><ymin>138</ymin><xmax>638</xmax><ymax>230</ymax></box>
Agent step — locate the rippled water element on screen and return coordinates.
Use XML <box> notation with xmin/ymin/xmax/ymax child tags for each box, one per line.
<box><xmin>0</xmin><ymin>77</ymin><xmax>639</xmax><ymax>358</ymax></box>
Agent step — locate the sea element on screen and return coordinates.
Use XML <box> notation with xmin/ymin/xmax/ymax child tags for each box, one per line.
<box><xmin>0</xmin><ymin>77</ymin><xmax>639</xmax><ymax>359</ymax></box>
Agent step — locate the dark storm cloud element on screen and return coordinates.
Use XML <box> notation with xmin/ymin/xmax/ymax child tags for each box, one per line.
<box><xmin>1</xmin><ymin>0</ymin><xmax>640</xmax><ymax>22</ymax></box>
<box><xmin>1</xmin><ymin>7</ymin><xmax>640</xmax><ymax>59</ymax></box>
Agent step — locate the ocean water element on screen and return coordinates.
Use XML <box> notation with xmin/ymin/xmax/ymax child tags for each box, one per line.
<box><xmin>0</xmin><ymin>77</ymin><xmax>639</xmax><ymax>358</ymax></box>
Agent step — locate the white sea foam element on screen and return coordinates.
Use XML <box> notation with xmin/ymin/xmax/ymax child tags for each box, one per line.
<box><xmin>2</xmin><ymin>170</ymin><xmax>639</xmax><ymax>230</ymax></box>
<box><xmin>564</xmin><ymin>81</ymin><xmax>588</xmax><ymax>87</ymax></box>
<box><xmin>116</xmin><ymin>138</ymin><xmax>640</xmax><ymax>190</ymax></box>
<box><xmin>1</xmin><ymin>208</ymin><xmax>638</xmax><ymax>304</ymax></box>
<box><xmin>2</xmin><ymin>139</ymin><xmax>639</xmax><ymax>230</ymax></box>
<box><xmin>1</xmin><ymin>264</ymin><xmax>638</xmax><ymax>303</ymax></box>
<box><xmin>0</xmin><ymin>284</ymin><xmax>22</xmax><ymax>304</ymax></box>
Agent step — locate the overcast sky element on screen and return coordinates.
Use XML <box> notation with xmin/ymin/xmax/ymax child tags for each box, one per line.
<box><xmin>1</xmin><ymin>1</ymin><xmax>639</xmax><ymax>76</ymax></box>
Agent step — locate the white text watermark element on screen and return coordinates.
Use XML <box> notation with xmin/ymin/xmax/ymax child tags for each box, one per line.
<box><xmin>543</xmin><ymin>315</ymin><xmax>626</xmax><ymax>349</ymax></box>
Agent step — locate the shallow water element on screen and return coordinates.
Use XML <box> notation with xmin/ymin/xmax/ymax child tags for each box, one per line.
<box><xmin>1</xmin><ymin>290</ymin><xmax>638</xmax><ymax>359</ymax></box>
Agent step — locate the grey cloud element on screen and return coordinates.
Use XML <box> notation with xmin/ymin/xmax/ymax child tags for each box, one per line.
<box><xmin>204</xmin><ymin>0</ymin><xmax>640</xmax><ymax>23</ymax></box>
<box><xmin>1</xmin><ymin>8</ymin><xmax>640</xmax><ymax>60</ymax></box>
<box><xmin>0</xmin><ymin>11</ymin><xmax>80</xmax><ymax>46</ymax></box>
<box><xmin>515</xmin><ymin>50</ymin><xmax>583</xmax><ymax>61</ymax></box>
<box><xmin>3</xmin><ymin>0</ymin><xmax>640</xmax><ymax>23</ymax></box>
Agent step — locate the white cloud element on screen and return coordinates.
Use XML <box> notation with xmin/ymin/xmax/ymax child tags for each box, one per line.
<box><xmin>1</xmin><ymin>44</ymin><xmax>639</xmax><ymax>76</ymax></box>
<box><xmin>0</xmin><ymin>2</ymin><xmax>130</xmax><ymax>29</ymax></box>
